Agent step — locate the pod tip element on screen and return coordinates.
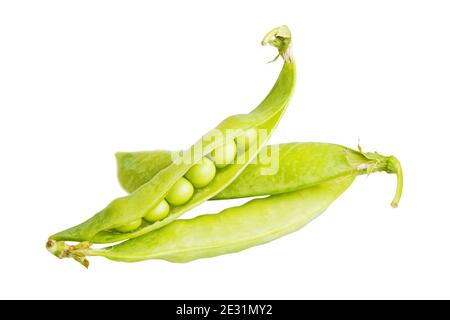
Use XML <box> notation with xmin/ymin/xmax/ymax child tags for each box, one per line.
<box><xmin>261</xmin><ymin>25</ymin><xmax>293</xmax><ymax>62</ymax></box>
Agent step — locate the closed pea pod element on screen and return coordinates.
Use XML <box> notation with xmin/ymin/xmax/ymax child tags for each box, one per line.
<box><xmin>115</xmin><ymin>142</ymin><xmax>403</xmax><ymax>207</ymax></box>
<box><xmin>48</xmin><ymin>25</ymin><xmax>296</xmax><ymax>244</ymax></box>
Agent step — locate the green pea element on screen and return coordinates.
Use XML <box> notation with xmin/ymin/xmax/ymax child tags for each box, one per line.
<box><xmin>143</xmin><ymin>199</ymin><xmax>170</xmax><ymax>222</ymax></box>
<box><xmin>115</xmin><ymin>219</ymin><xmax>142</xmax><ymax>233</ymax></box>
<box><xmin>210</xmin><ymin>140</ymin><xmax>237</xmax><ymax>168</ymax></box>
<box><xmin>185</xmin><ymin>157</ymin><xmax>216</xmax><ymax>188</ymax></box>
<box><xmin>166</xmin><ymin>177</ymin><xmax>194</xmax><ymax>206</ymax></box>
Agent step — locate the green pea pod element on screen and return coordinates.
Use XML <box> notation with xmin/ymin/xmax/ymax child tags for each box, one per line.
<box><xmin>116</xmin><ymin>142</ymin><xmax>403</xmax><ymax>207</ymax></box>
<box><xmin>49</xmin><ymin>26</ymin><xmax>296</xmax><ymax>244</ymax></box>
<box><xmin>47</xmin><ymin>175</ymin><xmax>355</xmax><ymax>266</ymax></box>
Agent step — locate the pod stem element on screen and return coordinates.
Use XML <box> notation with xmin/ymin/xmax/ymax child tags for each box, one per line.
<box><xmin>261</xmin><ymin>25</ymin><xmax>293</xmax><ymax>62</ymax></box>
<box><xmin>386</xmin><ymin>156</ymin><xmax>403</xmax><ymax>208</ymax></box>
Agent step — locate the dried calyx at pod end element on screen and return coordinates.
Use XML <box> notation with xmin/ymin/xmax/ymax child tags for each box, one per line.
<box><xmin>46</xmin><ymin>239</ymin><xmax>90</xmax><ymax>268</ymax></box>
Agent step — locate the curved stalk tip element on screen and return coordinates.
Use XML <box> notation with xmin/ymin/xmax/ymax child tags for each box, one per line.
<box><xmin>261</xmin><ymin>25</ymin><xmax>293</xmax><ymax>62</ymax></box>
<box><xmin>359</xmin><ymin>150</ymin><xmax>403</xmax><ymax>208</ymax></box>
<box><xmin>386</xmin><ymin>156</ymin><xmax>403</xmax><ymax>208</ymax></box>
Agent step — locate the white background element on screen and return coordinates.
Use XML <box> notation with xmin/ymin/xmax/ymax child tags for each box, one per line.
<box><xmin>1</xmin><ymin>0</ymin><xmax>449</xmax><ymax>300</ymax></box>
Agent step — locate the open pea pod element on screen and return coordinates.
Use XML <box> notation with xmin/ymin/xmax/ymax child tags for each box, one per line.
<box><xmin>48</xmin><ymin>175</ymin><xmax>356</xmax><ymax>266</ymax></box>
<box><xmin>49</xmin><ymin>25</ymin><xmax>296</xmax><ymax>244</ymax></box>
<box><xmin>116</xmin><ymin>142</ymin><xmax>403</xmax><ymax>207</ymax></box>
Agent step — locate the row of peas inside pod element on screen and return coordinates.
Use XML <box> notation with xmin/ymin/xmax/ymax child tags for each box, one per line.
<box><xmin>115</xmin><ymin>129</ymin><xmax>259</xmax><ymax>232</ymax></box>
